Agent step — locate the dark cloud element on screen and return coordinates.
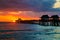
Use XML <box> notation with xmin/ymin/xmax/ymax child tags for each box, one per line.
<box><xmin>0</xmin><ymin>0</ymin><xmax>60</xmax><ymax>11</ymax></box>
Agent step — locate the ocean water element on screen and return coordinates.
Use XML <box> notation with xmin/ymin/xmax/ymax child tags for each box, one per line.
<box><xmin>0</xmin><ymin>23</ymin><xmax>60</xmax><ymax>40</ymax></box>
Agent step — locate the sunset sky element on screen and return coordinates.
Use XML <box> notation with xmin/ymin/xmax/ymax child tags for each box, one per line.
<box><xmin>0</xmin><ymin>0</ymin><xmax>60</xmax><ymax>22</ymax></box>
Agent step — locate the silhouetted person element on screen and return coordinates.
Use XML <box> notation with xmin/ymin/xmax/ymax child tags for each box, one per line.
<box><xmin>51</xmin><ymin>15</ymin><xmax>59</xmax><ymax>26</ymax></box>
<box><xmin>40</xmin><ymin>15</ymin><xmax>49</xmax><ymax>26</ymax></box>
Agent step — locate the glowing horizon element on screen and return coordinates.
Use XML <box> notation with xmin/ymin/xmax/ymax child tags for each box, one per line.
<box><xmin>0</xmin><ymin>11</ymin><xmax>39</xmax><ymax>22</ymax></box>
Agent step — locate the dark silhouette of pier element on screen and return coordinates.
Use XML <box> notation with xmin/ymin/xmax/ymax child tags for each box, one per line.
<box><xmin>50</xmin><ymin>15</ymin><xmax>59</xmax><ymax>26</ymax></box>
<box><xmin>16</xmin><ymin>18</ymin><xmax>38</xmax><ymax>24</ymax></box>
<box><xmin>39</xmin><ymin>15</ymin><xmax>60</xmax><ymax>26</ymax></box>
<box><xmin>39</xmin><ymin>15</ymin><xmax>49</xmax><ymax>26</ymax></box>
<box><xmin>16</xmin><ymin>15</ymin><xmax>60</xmax><ymax>26</ymax></box>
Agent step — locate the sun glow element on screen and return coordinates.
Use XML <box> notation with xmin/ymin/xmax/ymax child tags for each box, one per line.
<box><xmin>0</xmin><ymin>15</ymin><xmax>18</xmax><ymax>22</ymax></box>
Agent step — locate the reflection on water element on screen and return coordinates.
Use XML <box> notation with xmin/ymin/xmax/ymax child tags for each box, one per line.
<box><xmin>0</xmin><ymin>23</ymin><xmax>60</xmax><ymax>40</ymax></box>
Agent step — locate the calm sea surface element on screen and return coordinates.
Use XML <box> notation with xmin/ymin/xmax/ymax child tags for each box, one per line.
<box><xmin>0</xmin><ymin>23</ymin><xmax>60</xmax><ymax>40</ymax></box>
